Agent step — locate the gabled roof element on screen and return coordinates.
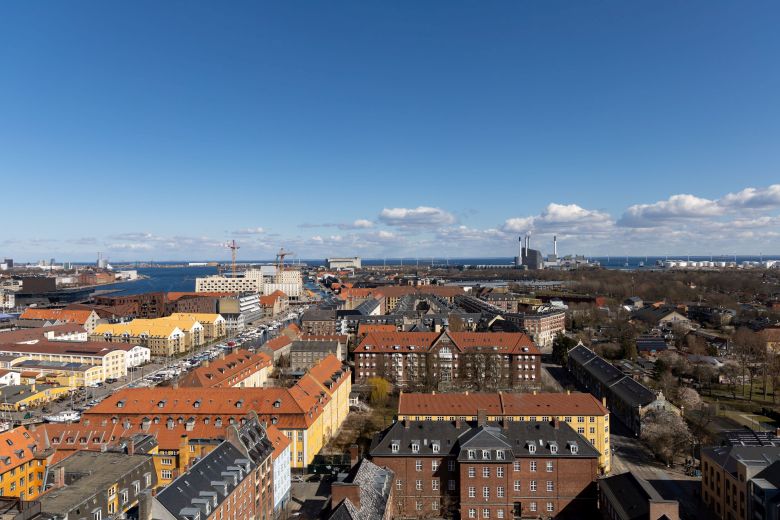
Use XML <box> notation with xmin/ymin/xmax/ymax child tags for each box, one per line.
<box><xmin>19</xmin><ymin>308</ymin><xmax>94</xmax><ymax>324</ymax></box>
<box><xmin>398</xmin><ymin>391</ymin><xmax>608</xmax><ymax>417</ymax></box>
<box><xmin>329</xmin><ymin>459</ymin><xmax>394</xmax><ymax>520</ymax></box>
<box><xmin>178</xmin><ymin>349</ymin><xmax>271</xmax><ymax>388</ymax></box>
<box><xmin>355</xmin><ymin>331</ymin><xmax>539</xmax><ymax>354</ymax></box>
<box><xmin>599</xmin><ymin>471</ymin><xmax>673</xmax><ymax>520</ymax></box>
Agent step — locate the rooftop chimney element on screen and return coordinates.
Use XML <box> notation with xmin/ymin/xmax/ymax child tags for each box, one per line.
<box><xmin>552</xmin><ymin>418</ymin><xmax>559</xmax><ymax>430</ymax></box>
<box><xmin>477</xmin><ymin>408</ymin><xmax>487</xmax><ymax>427</ymax></box>
<box><xmin>348</xmin><ymin>444</ymin><xmax>359</xmax><ymax>468</ymax></box>
<box><xmin>332</xmin><ymin>482</ymin><xmax>361</xmax><ymax>512</ymax></box>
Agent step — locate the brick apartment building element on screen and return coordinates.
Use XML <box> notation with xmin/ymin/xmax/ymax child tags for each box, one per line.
<box><xmin>369</xmin><ymin>416</ymin><xmax>599</xmax><ymax>519</ymax></box>
<box><xmin>354</xmin><ymin>331</ymin><xmax>541</xmax><ymax>391</ymax></box>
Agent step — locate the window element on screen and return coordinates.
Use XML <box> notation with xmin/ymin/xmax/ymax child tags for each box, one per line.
<box><xmin>469</xmin><ymin>467</ymin><xmax>476</xmax><ymax>478</ymax></box>
<box><xmin>483</xmin><ymin>508</ymin><xmax>490</xmax><ymax>518</ymax></box>
<box><xmin>432</xmin><ymin>479</ymin><xmax>439</xmax><ymax>491</ymax></box>
<box><xmin>482</xmin><ymin>450</ymin><xmax>491</xmax><ymax>460</ymax></box>
<box><xmin>432</xmin><ymin>500</ymin><xmax>440</xmax><ymax>510</ymax></box>
<box><xmin>497</xmin><ymin>486</ymin><xmax>505</xmax><ymax>498</ymax></box>
<box><xmin>497</xmin><ymin>467</ymin><xmax>504</xmax><ymax>477</ymax></box>
<box><xmin>530</xmin><ymin>480</ymin><xmax>537</xmax><ymax>492</ymax></box>
<box><xmin>483</xmin><ymin>467</ymin><xmax>490</xmax><ymax>478</ymax></box>
<box><xmin>468</xmin><ymin>486</ymin><xmax>476</xmax><ymax>498</ymax></box>
<box><xmin>161</xmin><ymin>458</ymin><xmax>173</xmax><ymax>465</ymax></box>
<box><xmin>564</xmin><ymin>416</ymin><xmax>572</xmax><ymax>422</ymax></box>
<box><xmin>432</xmin><ymin>443</ymin><xmax>440</xmax><ymax>453</ymax></box>
<box><xmin>550</xmin><ymin>444</ymin><xmax>558</xmax><ymax>454</ymax></box>
<box><xmin>514</xmin><ymin>480</ymin><xmax>521</xmax><ymax>492</ymax></box>
<box><xmin>469</xmin><ymin>509</ymin><xmax>476</xmax><ymax>518</ymax></box>
<box><xmin>92</xmin><ymin>510</ymin><xmax>102</xmax><ymax>520</ymax></box>
<box><xmin>120</xmin><ymin>489</ymin><xmax>129</xmax><ymax>504</ymax></box>
<box><xmin>590</xmin><ymin>427</ymin><xmax>596</xmax><ymax>434</ymax></box>
<box><xmin>416</xmin><ymin>501</ymin><xmax>423</xmax><ymax>511</ymax></box>
<box><xmin>530</xmin><ymin>461</ymin><xmax>537</xmax><ymax>472</ymax></box>
<box><xmin>448</xmin><ymin>460</ymin><xmax>455</xmax><ymax>472</ymax></box>
<box><xmin>162</xmin><ymin>470</ymin><xmax>173</xmax><ymax>479</ymax></box>
<box><xmin>547</xmin><ymin>481</ymin><xmax>554</xmax><ymax>492</ymax></box>
<box><xmin>547</xmin><ymin>502</ymin><xmax>554</xmax><ymax>512</ymax></box>
<box><xmin>546</xmin><ymin>462</ymin><xmax>553</xmax><ymax>472</ymax></box>
<box><xmin>416</xmin><ymin>480</ymin><xmax>423</xmax><ymax>491</ymax></box>
<box><xmin>577</xmin><ymin>416</ymin><xmax>584</xmax><ymax>423</ymax></box>
<box><xmin>397</xmin><ymin>479</ymin><xmax>403</xmax><ymax>490</ymax></box>
<box><xmin>528</xmin><ymin>444</ymin><xmax>536</xmax><ymax>454</ymax></box>
<box><xmin>416</xmin><ymin>460</ymin><xmax>422</xmax><ymax>472</ymax></box>
<box><xmin>496</xmin><ymin>450</ymin><xmax>505</xmax><ymax>460</ymax></box>
<box><xmin>391</xmin><ymin>442</ymin><xmax>399</xmax><ymax>453</ymax></box>
<box><xmin>483</xmin><ymin>486</ymin><xmax>490</xmax><ymax>498</ymax></box>
<box><xmin>529</xmin><ymin>502</ymin><xmax>537</xmax><ymax>512</ymax></box>
<box><xmin>144</xmin><ymin>473</ymin><xmax>151</xmax><ymax>487</ymax></box>
<box><xmin>577</xmin><ymin>427</ymin><xmax>585</xmax><ymax>434</ymax></box>
<box><xmin>133</xmin><ymin>481</ymin><xmax>140</xmax><ymax>495</ymax></box>
<box><xmin>468</xmin><ymin>449</ymin><xmax>476</xmax><ymax>459</ymax></box>
<box><xmin>449</xmin><ymin>479</ymin><xmax>456</xmax><ymax>491</ymax></box>
<box><xmin>590</xmin><ymin>416</ymin><xmax>595</xmax><ymax>423</ymax></box>
<box><xmin>432</xmin><ymin>460</ymin><xmax>439</xmax><ymax>472</ymax></box>
<box><xmin>513</xmin><ymin>461</ymin><xmax>521</xmax><ymax>472</ymax></box>
<box><xmin>497</xmin><ymin>510</ymin><xmax>504</xmax><ymax>519</ymax></box>
<box><xmin>412</xmin><ymin>443</ymin><xmax>420</xmax><ymax>453</ymax></box>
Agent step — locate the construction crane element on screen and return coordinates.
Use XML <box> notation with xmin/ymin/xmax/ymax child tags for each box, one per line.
<box><xmin>224</xmin><ymin>240</ymin><xmax>240</xmax><ymax>277</ymax></box>
<box><xmin>276</xmin><ymin>248</ymin><xmax>294</xmax><ymax>282</ymax></box>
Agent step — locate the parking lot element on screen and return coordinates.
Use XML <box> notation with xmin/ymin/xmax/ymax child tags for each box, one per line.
<box><xmin>11</xmin><ymin>304</ymin><xmax>310</xmax><ymax>424</ymax></box>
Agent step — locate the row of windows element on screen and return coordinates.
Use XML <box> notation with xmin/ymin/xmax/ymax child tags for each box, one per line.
<box><xmin>467</xmin><ymin>481</ymin><xmax>554</xmax><ymax>496</ymax></box>
<box><xmin>466</xmin><ymin>503</ymin><xmax>553</xmax><ymax>518</ymax></box>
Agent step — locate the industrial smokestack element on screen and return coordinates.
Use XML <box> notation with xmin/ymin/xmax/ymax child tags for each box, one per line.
<box><xmin>553</xmin><ymin>235</ymin><xmax>557</xmax><ymax>256</ymax></box>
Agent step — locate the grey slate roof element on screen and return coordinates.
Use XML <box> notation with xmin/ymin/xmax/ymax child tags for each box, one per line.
<box><xmin>370</xmin><ymin>419</ymin><xmax>599</xmax><ymax>460</ymax></box>
<box><xmin>702</xmin><ymin>445</ymin><xmax>780</xmax><ymax>477</ymax></box>
<box><xmin>609</xmin><ymin>377</ymin><xmax>657</xmax><ymax>408</ymax></box>
<box><xmin>599</xmin><ymin>471</ymin><xmax>672</xmax><ymax>520</ymax></box>
<box><xmin>631</xmin><ymin>306</ymin><xmax>683</xmax><ymax>325</ymax></box>
<box><xmin>302</xmin><ymin>308</ymin><xmax>337</xmax><ymax>322</ymax></box>
<box><xmin>155</xmin><ymin>442</ymin><xmax>253</xmax><ymax>519</ymax></box>
<box><xmin>329</xmin><ymin>459</ymin><xmax>393</xmax><ymax>520</ymax></box>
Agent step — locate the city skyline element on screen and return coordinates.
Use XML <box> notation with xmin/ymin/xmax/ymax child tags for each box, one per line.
<box><xmin>2</xmin><ymin>2</ymin><xmax>780</xmax><ymax>260</ymax></box>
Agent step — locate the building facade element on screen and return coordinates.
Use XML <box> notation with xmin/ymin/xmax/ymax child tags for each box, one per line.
<box><xmin>354</xmin><ymin>331</ymin><xmax>542</xmax><ymax>391</ymax></box>
<box><xmin>369</xmin><ymin>418</ymin><xmax>599</xmax><ymax>519</ymax></box>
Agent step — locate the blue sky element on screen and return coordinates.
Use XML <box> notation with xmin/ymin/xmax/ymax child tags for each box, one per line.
<box><xmin>2</xmin><ymin>1</ymin><xmax>780</xmax><ymax>261</ymax></box>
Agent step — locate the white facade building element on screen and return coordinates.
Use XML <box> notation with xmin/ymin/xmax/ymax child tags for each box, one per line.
<box><xmin>273</xmin><ymin>442</ymin><xmax>291</xmax><ymax>513</ymax></box>
<box><xmin>326</xmin><ymin>257</ymin><xmax>362</xmax><ymax>269</ymax></box>
<box><xmin>0</xmin><ymin>291</ymin><xmax>14</xmax><ymax>310</ymax></box>
<box><xmin>0</xmin><ymin>370</ymin><xmax>21</xmax><ymax>386</ymax></box>
<box><xmin>125</xmin><ymin>345</ymin><xmax>151</xmax><ymax>368</ymax></box>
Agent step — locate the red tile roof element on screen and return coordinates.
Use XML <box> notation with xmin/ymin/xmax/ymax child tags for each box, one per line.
<box><xmin>0</xmin><ymin>426</ymin><xmax>41</xmax><ymax>472</ymax></box>
<box><xmin>266</xmin><ymin>425</ymin><xmax>291</xmax><ymax>460</ymax></box>
<box><xmin>264</xmin><ymin>335</ymin><xmax>292</xmax><ymax>352</ymax></box>
<box><xmin>354</xmin><ymin>331</ymin><xmax>540</xmax><ymax>354</ymax></box>
<box><xmin>178</xmin><ymin>349</ymin><xmax>271</xmax><ymax>388</ymax></box>
<box><xmin>357</xmin><ymin>324</ymin><xmax>397</xmax><ymax>335</ymax></box>
<box><xmin>398</xmin><ymin>391</ymin><xmax>608</xmax><ymax>417</ymax></box>
<box><xmin>19</xmin><ymin>309</ymin><xmax>94</xmax><ymax>325</ymax></box>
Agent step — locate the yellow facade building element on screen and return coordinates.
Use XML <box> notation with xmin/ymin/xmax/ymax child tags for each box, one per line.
<box><xmin>0</xmin><ymin>426</ymin><xmax>51</xmax><ymax>500</ymax></box>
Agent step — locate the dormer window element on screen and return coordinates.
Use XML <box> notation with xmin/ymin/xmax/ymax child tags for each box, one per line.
<box><xmin>391</xmin><ymin>442</ymin><xmax>399</xmax><ymax>453</ymax></box>
<box><xmin>496</xmin><ymin>450</ymin><xmax>505</xmax><ymax>460</ymax></box>
<box><xmin>482</xmin><ymin>450</ymin><xmax>490</xmax><ymax>460</ymax></box>
<box><xmin>468</xmin><ymin>449</ymin><xmax>476</xmax><ymax>460</ymax></box>
<box><xmin>568</xmin><ymin>442</ymin><xmax>579</xmax><ymax>454</ymax></box>
<box><xmin>432</xmin><ymin>443</ymin><xmax>440</xmax><ymax>453</ymax></box>
<box><xmin>528</xmin><ymin>444</ymin><xmax>536</xmax><ymax>454</ymax></box>
<box><xmin>411</xmin><ymin>442</ymin><xmax>420</xmax><ymax>453</ymax></box>
<box><xmin>550</xmin><ymin>443</ymin><xmax>558</xmax><ymax>454</ymax></box>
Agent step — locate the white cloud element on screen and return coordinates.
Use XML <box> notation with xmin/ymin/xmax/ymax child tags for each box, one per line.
<box><xmin>233</xmin><ymin>227</ymin><xmax>265</xmax><ymax>235</ymax></box>
<box><xmin>619</xmin><ymin>194</ymin><xmax>721</xmax><ymax>227</ymax></box>
<box><xmin>721</xmin><ymin>184</ymin><xmax>780</xmax><ymax>210</ymax></box>
<box><xmin>379</xmin><ymin>206</ymin><xmax>456</xmax><ymax>227</ymax></box>
<box><xmin>503</xmin><ymin>203</ymin><xmax>613</xmax><ymax>236</ymax></box>
<box><xmin>350</xmin><ymin>219</ymin><xmax>374</xmax><ymax>229</ymax></box>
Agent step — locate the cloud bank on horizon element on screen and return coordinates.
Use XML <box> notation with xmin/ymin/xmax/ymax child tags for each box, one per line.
<box><xmin>4</xmin><ymin>184</ymin><xmax>780</xmax><ymax>261</ymax></box>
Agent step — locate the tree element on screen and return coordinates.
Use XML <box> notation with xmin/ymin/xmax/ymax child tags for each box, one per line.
<box><xmin>721</xmin><ymin>362</ymin><xmax>741</xmax><ymax>399</ymax></box>
<box><xmin>368</xmin><ymin>377</ymin><xmax>391</xmax><ymax>407</ymax></box>
<box><xmin>552</xmin><ymin>333</ymin><xmax>577</xmax><ymax>366</ymax></box>
<box><xmin>733</xmin><ymin>327</ymin><xmax>764</xmax><ymax>401</ymax></box>
<box><xmin>642</xmin><ymin>409</ymin><xmax>693</xmax><ymax>466</ymax></box>
<box><xmin>677</xmin><ymin>387</ymin><xmax>702</xmax><ymax>412</ymax></box>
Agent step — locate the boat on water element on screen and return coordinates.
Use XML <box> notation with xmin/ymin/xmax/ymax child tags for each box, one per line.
<box><xmin>43</xmin><ymin>410</ymin><xmax>81</xmax><ymax>423</ymax></box>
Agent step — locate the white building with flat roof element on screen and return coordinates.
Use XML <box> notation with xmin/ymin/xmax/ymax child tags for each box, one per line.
<box><xmin>327</xmin><ymin>257</ymin><xmax>361</xmax><ymax>269</ymax></box>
